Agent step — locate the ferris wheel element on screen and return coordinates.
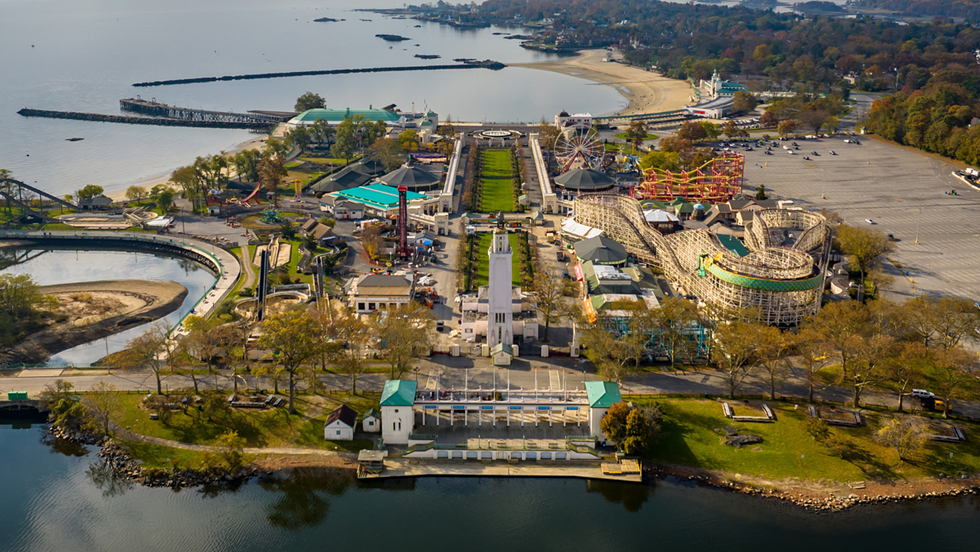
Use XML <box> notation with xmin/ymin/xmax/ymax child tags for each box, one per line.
<box><xmin>554</xmin><ymin>127</ymin><xmax>603</xmax><ymax>173</ymax></box>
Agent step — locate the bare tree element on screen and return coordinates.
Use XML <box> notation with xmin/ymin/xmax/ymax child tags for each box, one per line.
<box><xmin>756</xmin><ymin>325</ymin><xmax>792</xmax><ymax>400</ymax></box>
<box><xmin>792</xmin><ymin>328</ymin><xmax>834</xmax><ymax>402</ymax></box>
<box><xmin>933</xmin><ymin>348</ymin><xmax>976</xmax><ymax>419</ymax></box>
<box><xmin>531</xmin><ymin>268</ymin><xmax>578</xmax><ymax>342</ymax></box>
<box><xmin>85</xmin><ymin>381</ymin><xmax>118</xmax><ymax>436</ymax></box>
<box><xmin>714</xmin><ymin>321</ymin><xmax>760</xmax><ymax>399</ymax></box>
<box><xmin>877</xmin><ymin>417</ymin><xmax>926</xmax><ymax>463</ymax></box>
<box><xmin>256</xmin><ymin>306</ymin><xmax>323</xmax><ymax>413</ymax></box>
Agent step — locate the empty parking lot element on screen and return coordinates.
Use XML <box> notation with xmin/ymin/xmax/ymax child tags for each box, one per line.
<box><xmin>741</xmin><ymin>135</ymin><xmax>980</xmax><ymax>302</ymax></box>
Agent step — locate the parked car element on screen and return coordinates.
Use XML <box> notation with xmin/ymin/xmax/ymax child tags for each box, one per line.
<box><xmin>911</xmin><ymin>389</ymin><xmax>935</xmax><ymax>399</ymax></box>
<box><xmin>829</xmin><ymin>150</ymin><xmax>837</xmax><ymax>155</ymax></box>
<box><xmin>865</xmin><ymin>218</ymin><xmax>876</xmax><ymax>224</ymax></box>
<box><xmin>803</xmin><ymin>156</ymin><xmax>811</xmax><ymax>160</ymax></box>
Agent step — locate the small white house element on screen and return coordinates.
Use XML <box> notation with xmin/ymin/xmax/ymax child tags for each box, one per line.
<box><xmin>324</xmin><ymin>404</ymin><xmax>357</xmax><ymax>441</ymax></box>
<box><xmin>585</xmin><ymin>381</ymin><xmax>623</xmax><ymax>446</ymax></box>
<box><xmin>362</xmin><ymin>407</ymin><xmax>381</xmax><ymax>433</ymax></box>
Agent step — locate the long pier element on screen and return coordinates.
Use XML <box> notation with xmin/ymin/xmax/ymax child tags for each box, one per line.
<box><xmin>593</xmin><ymin>108</ymin><xmax>691</xmax><ymax>123</ymax></box>
<box><xmin>17</xmin><ymin>108</ymin><xmax>273</xmax><ymax>130</ymax></box>
<box><xmin>119</xmin><ymin>98</ymin><xmax>290</xmax><ymax>124</ymax></box>
<box><xmin>131</xmin><ymin>61</ymin><xmax>506</xmax><ymax>88</ymax></box>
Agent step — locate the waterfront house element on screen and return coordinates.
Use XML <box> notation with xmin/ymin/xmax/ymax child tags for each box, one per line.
<box><xmin>324</xmin><ymin>404</ymin><xmax>357</xmax><ymax>441</ymax></box>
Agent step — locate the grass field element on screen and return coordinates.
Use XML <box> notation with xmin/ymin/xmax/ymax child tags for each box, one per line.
<box><xmin>634</xmin><ymin>397</ymin><xmax>980</xmax><ymax>483</ymax></box>
<box><xmin>614</xmin><ymin>132</ymin><xmax>658</xmax><ymax>141</ymax></box>
<box><xmin>473</xmin><ymin>233</ymin><xmax>521</xmax><ymax>288</ymax></box>
<box><xmin>111</xmin><ymin>392</ymin><xmax>378</xmax><ymax>463</ymax></box>
<box><xmin>478</xmin><ymin>149</ymin><xmax>516</xmax><ymax>213</ymax></box>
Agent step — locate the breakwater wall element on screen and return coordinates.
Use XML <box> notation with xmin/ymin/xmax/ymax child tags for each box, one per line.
<box><xmin>132</xmin><ymin>61</ymin><xmax>506</xmax><ymax>88</ymax></box>
<box><xmin>16</xmin><ymin>108</ymin><xmax>272</xmax><ymax>130</ymax></box>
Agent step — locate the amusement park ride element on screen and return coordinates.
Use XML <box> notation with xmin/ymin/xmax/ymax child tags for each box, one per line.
<box><xmin>630</xmin><ymin>152</ymin><xmax>744</xmax><ymax>202</ymax></box>
<box><xmin>203</xmin><ymin>181</ymin><xmax>263</xmax><ymax>208</ymax></box>
<box><xmin>553</xmin><ymin>127</ymin><xmax>603</xmax><ymax>174</ymax></box>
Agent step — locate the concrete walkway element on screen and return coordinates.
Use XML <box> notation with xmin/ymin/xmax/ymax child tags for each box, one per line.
<box><xmin>378</xmin><ymin>458</ymin><xmax>641</xmax><ymax>482</ymax></box>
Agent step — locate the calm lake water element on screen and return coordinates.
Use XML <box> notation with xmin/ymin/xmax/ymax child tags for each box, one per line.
<box><xmin>0</xmin><ymin>0</ymin><xmax>622</xmax><ymax>197</ymax></box>
<box><xmin>1</xmin><ymin>249</ymin><xmax>216</xmax><ymax>365</ymax></box>
<box><xmin>1</xmin><ymin>423</ymin><xmax>979</xmax><ymax>552</ymax></box>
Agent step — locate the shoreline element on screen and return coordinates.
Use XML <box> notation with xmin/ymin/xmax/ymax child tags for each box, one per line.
<box><xmin>45</xmin><ymin>422</ymin><xmax>980</xmax><ymax>512</ymax></box>
<box><xmin>0</xmin><ymin>280</ymin><xmax>188</xmax><ymax>365</ymax></box>
<box><xmin>510</xmin><ymin>49</ymin><xmax>693</xmax><ymax>117</ymax></box>
<box><xmin>104</xmin><ymin>135</ymin><xmax>268</xmax><ymax>202</ymax></box>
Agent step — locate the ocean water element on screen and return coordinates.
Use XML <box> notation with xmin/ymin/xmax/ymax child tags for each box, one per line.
<box><xmin>0</xmin><ymin>0</ymin><xmax>623</xmax><ymax>198</ymax></box>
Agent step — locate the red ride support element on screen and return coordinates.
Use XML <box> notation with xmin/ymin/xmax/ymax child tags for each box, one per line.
<box><xmin>398</xmin><ymin>185</ymin><xmax>409</xmax><ymax>258</ymax></box>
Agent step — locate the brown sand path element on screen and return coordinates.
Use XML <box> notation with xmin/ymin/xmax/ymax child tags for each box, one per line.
<box><xmin>511</xmin><ymin>49</ymin><xmax>693</xmax><ymax>116</ymax></box>
<box><xmin>1</xmin><ymin>280</ymin><xmax>187</xmax><ymax>365</ymax></box>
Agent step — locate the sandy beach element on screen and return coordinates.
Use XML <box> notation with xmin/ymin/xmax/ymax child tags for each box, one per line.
<box><xmin>511</xmin><ymin>49</ymin><xmax>694</xmax><ymax>116</ymax></box>
<box><xmin>105</xmin><ymin>135</ymin><xmax>268</xmax><ymax>202</ymax></box>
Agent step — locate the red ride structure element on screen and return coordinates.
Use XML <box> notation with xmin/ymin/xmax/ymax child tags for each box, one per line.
<box><xmin>631</xmin><ymin>152</ymin><xmax>744</xmax><ymax>202</ymax></box>
<box><xmin>397</xmin><ymin>185</ymin><xmax>410</xmax><ymax>259</ymax></box>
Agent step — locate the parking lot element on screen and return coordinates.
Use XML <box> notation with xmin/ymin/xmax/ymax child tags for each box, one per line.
<box><xmin>741</xmin><ymin>134</ymin><xmax>980</xmax><ymax>302</ymax></box>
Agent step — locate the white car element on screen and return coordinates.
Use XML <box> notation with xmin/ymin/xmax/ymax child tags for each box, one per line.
<box><xmin>911</xmin><ymin>389</ymin><xmax>935</xmax><ymax>399</ymax></box>
<box><xmin>865</xmin><ymin>218</ymin><xmax>875</xmax><ymax>224</ymax></box>
<box><xmin>787</xmin><ymin>150</ymin><xmax>795</xmax><ymax>155</ymax></box>
<box><xmin>829</xmin><ymin>150</ymin><xmax>837</xmax><ymax>155</ymax></box>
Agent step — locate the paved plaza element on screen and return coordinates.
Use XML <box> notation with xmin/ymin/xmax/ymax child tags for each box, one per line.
<box><xmin>742</xmin><ymin>135</ymin><xmax>980</xmax><ymax>302</ymax></box>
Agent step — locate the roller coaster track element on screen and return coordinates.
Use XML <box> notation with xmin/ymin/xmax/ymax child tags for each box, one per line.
<box><xmin>572</xmin><ymin>195</ymin><xmax>831</xmax><ymax>325</ymax></box>
<box><xmin>0</xmin><ymin>190</ymin><xmax>63</xmax><ymax>223</ymax></box>
<box><xmin>0</xmin><ymin>178</ymin><xmax>78</xmax><ymax>210</ymax></box>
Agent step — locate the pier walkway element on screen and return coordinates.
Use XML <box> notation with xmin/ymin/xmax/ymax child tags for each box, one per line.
<box><xmin>372</xmin><ymin>458</ymin><xmax>642</xmax><ymax>482</ymax></box>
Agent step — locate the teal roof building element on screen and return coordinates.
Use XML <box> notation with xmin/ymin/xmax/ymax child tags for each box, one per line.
<box><xmin>584</xmin><ymin>381</ymin><xmax>622</xmax><ymax>408</ymax></box>
<box><xmin>380</xmin><ymin>380</ymin><xmax>417</xmax><ymax>406</ymax></box>
<box><xmin>332</xmin><ymin>183</ymin><xmax>426</xmax><ymax>211</ymax></box>
<box><xmin>290</xmin><ymin>108</ymin><xmax>403</xmax><ymax>125</ymax></box>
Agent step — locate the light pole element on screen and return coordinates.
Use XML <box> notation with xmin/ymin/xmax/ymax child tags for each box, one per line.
<box><xmin>915</xmin><ymin>207</ymin><xmax>922</xmax><ymax>245</ymax></box>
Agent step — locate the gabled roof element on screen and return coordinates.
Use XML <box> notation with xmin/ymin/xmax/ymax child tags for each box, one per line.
<box><xmin>325</xmin><ymin>404</ymin><xmax>357</xmax><ymax>428</ymax></box>
<box><xmin>490</xmin><ymin>342</ymin><xmax>514</xmax><ymax>356</ymax></box>
<box><xmin>359</xmin><ymin>274</ymin><xmax>412</xmax><ymax>289</ymax></box>
<box><xmin>363</xmin><ymin>407</ymin><xmax>382</xmax><ymax>421</ymax></box>
<box><xmin>585</xmin><ymin>381</ymin><xmax>622</xmax><ymax>408</ymax></box>
<box><xmin>301</xmin><ymin>218</ymin><xmax>318</xmax><ymax>233</ymax></box>
<box><xmin>380</xmin><ymin>380</ymin><xmax>417</xmax><ymax>406</ymax></box>
<box><xmin>575</xmin><ymin>235</ymin><xmax>628</xmax><ymax>265</ymax></box>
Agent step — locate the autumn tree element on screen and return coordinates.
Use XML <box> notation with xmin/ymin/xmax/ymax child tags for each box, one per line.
<box><xmin>323</xmin><ymin>302</ymin><xmax>372</xmax><ymax>394</ymax></box>
<box><xmin>678</xmin><ymin>120</ymin><xmax>709</xmax><ymax>142</ymax></box>
<box><xmin>835</xmin><ymin>224</ymin><xmax>894</xmax><ymax>289</ymax></box>
<box><xmin>849</xmin><ymin>334</ymin><xmax>896</xmax><ymax>408</ymax></box>
<box><xmin>125</xmin><ymin>185</ymin><xmax>146</xmax><ymax>204</ymax></box>
<box><xmin>373</xmin><ymin>301</ymin><xmax>434</xmax><ymax>380</ymax></box>
<box><xmin>257</xmin><ymin>306</ymin><xmax>323</xmax><ymax>413</ymax></box>
<box><xmin>624</xmin><ymin>120</ymin><xmax>649</xmax><ymax>151</ymax></box>
<box><xmin>800</xmin><ymin>108</ymin><xmax>830</xmax><ymax>133</ymax></box>
<box><xmin>258</xmin><ymin>155</ymin><xmax>287</xmax><ymax>206</ymax></box>
<box><xmin>932</xmin><ymin>348</ymin><xmax>976</xmax><ymax>419</ymax></box>
<box><xmin>877</xmin><ymin>418</ymin><xmax>925</xmax><ymax>463</ymax></box>
<box><xmin>777</xmin><ymin>119</ymin><xmax>797</xmax><ymax>137</ymax></box>
<box><xmin>755</xmin><ymin>325</ymin><xmax>792</xmax><ymax>400</ymax></box>
<box><xmin>652</xmin><ymin>297</ymin><xmax>698</xmax><ymax>369</ymax></box>
<box><xmin>369</xmin><ymin>137</ymin><xmax>405</xmax><ymax>171</ymax></box>
<box><xmin>759</xmin><ymin>111</ymin><xmax>778</xmax><ymax>128</ymax></box>
<box><xmin>531</xmin><ymin>268</ymin><xmax>578</xmax><ymax>342</ymax></box>
<box><xmin>887</xmin><ymin>342</ymin><xmax>928</xmax><ymax>412</ymax></box>
<box><xmin>792</xmin><ymin>328</ymin><xmax>834</xmax><ymax>402</ymax></box>
<box><xmin>731</xmin><ymin>91</ymin><xmax>757</xmax><ymax>114</ymax></box>
<box><xmin>714</xmin><ymin>321</ymin><xmax>760</xmax><ymax>398</ymax></box>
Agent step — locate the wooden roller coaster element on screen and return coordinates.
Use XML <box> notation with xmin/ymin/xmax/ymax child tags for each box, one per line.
<box><xmin>630</xmin><ymin>152</ymin><xmax>744</xmax><ymax>202</ymax></box>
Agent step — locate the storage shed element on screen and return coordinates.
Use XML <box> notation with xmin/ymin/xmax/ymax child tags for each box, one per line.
<box><xmin>324</xmin><ymin>404</ymin><xmax>358</xmax><ymax>441</ymax></box>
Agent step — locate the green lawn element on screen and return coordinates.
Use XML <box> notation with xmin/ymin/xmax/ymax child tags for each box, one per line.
<box><xmin>111</xmin><ymin>392</ymin><xmax>378</xmax><ymax>455</ymax></box>
<box><xmin>473</xmin><ymin>233</ymin><xmax>521</xmax><ymax>288</ymax></box>
<box><xmin>632</xmin><ymin>397</ymin><xmax>980</xmax><ymax>483</ymax></box>
<box><xmin>479</xmin><ymin>149</ymin><xmax>516</xmax><ymax>213</ymax></box>
<box><xmin>614</xmin><ymin>132</ymin><xmax>658</xmax><ymax>141</ymax></box>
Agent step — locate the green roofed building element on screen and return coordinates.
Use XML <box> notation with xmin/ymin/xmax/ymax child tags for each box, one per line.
<box><xmin>381</xmin><ymin>380</ymin><xmax>417</xmax><ymax>406</ymax></box>
<box><xmin>380</xmin><ymin>380</ymin><xmax>417</xmax><ymax>445</ymax></box>
<box><xmin>585</xmin><ymin>381</ymin><xmax>622</xmax><ymax>409</ymax></box>
<box><xmin>585</xmin><ymin>381</ymin><xmax>623</xmax><ymax>445</ymax></box>
<box><xmin>331</xmin><ymin>183</ymin><xmax>426</xmax><ymax>216</ymax></box>
<box><xmin>289</xmin><ymin>107</ymin><xmax>404</xmax><ymax>126</ymax></box>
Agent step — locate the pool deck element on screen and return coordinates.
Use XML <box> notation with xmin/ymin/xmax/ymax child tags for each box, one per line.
<box><xmin>369</xmin><ymin>458</ymin><xmax>643</xmax><ymax>483</ymax></box>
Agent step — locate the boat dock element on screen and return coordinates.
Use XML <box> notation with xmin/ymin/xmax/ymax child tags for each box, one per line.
<box><xmin>361</xmin><ymin>458</ymin><xmax>643</xmax><ymax>483</ymax></box>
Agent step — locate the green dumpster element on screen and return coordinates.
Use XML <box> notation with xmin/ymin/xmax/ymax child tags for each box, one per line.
<box><xmin>7</xmin><ymin>392</ymin><xmax>28</xmax><ymax>401</ymax></box>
